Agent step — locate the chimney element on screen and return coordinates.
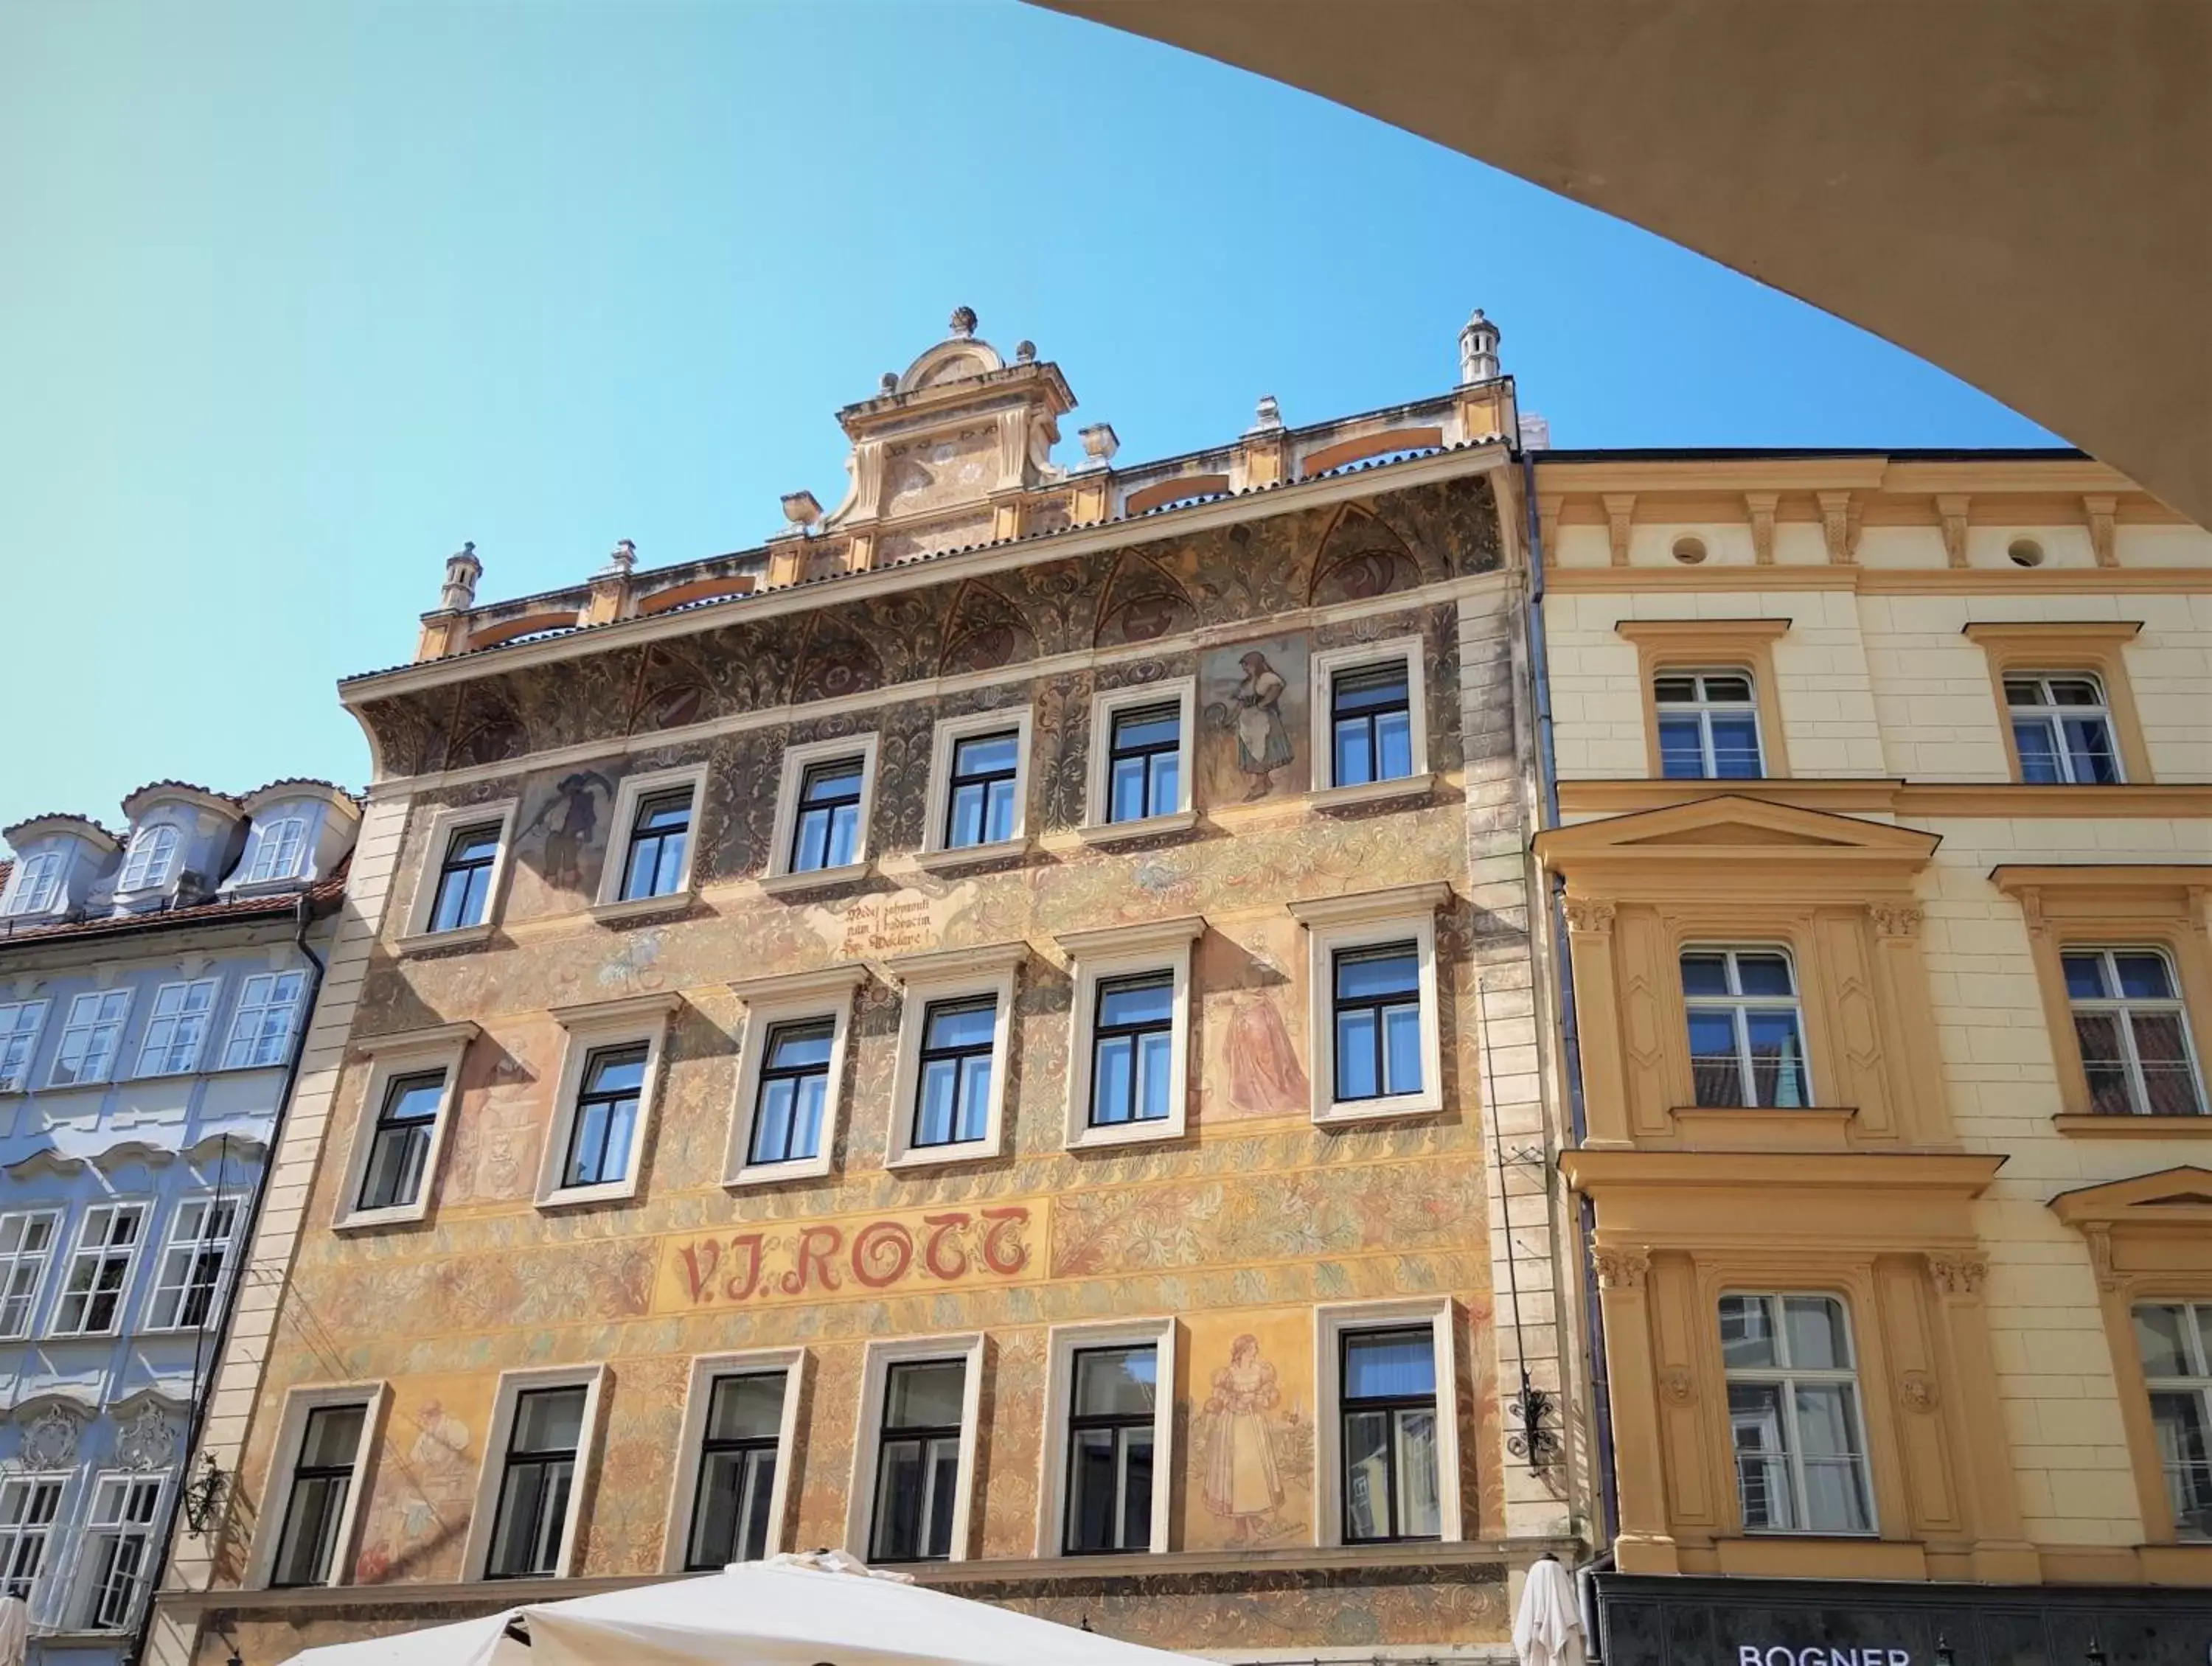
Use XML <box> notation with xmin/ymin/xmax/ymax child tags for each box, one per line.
<box><xmin>1458</xmin><ymin>308</ymin><xmax>1503</xmax><ymax>386</ymax></box>
<box><xmin>437</xmin><ymin>542</ymin><xmax>481</xmax><ymax>611</ymax></box>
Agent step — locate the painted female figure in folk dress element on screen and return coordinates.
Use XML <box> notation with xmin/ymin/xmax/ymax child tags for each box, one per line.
<box><xmin>1200</xmin><ymin>1334</ymin><xmax>1284</xmax><ymax>1541</ymax></box>
<box><xmin>1211</xmin><ymin>651</ymin><xmax>1293</xmax><ymax>800</ymax></box>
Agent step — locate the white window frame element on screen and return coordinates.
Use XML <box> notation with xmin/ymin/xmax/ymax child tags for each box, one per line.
<box><xmin>1055</xmin><ymin>918</ymin><xmax>1202</xmax><ymax>1149</ymax></box>
<box><xmin>2004</xmin><ymin>671</ymin><xmax>2126</xmax><ymax>784</ymax></box>
<box><xmin>331</xmin><ymin>1022</ymin><xmax>479</xmax><ymax>1232</ymax></box>
<box><xmin>1313</xmin><ymin>1297</ymin><xmax>1464</xmax><ymax>1550</ymax></box>
<box><xmin>591</xmin><ymin>764</ymin><xmax>710</xmax><ymax>921</ymax></box>
<box><xmin>142</xmin><ymin>1193</ymin><xmax>243</xmax><ymax>1332</ymax></box>
<box><xmin>535</xmin><ymin>993</ymin><xmax>681</xmax><ymax>1208</ymax></box>
<box><xmin>2</xmin><ymin>849</ymin><xmax>66</xmax><ymax>918</ymax></box>
<box><xmin>845</xmin><ymin>1333</ymin><xmax>985</xmax><ymax>1564</ymax></box>
<box><xmin>219</xmin><ymin>968</ymin><xmax>308</xmax><ymax>1071</ymax></box>
<box><xmin>885</xmin><ymin>943</ymin><xmax>1026</xmax><ymax>1169</ymax></box>
<box><xmin>116</xmin><ymin>823</ymin><xmax>181</xmax><ymax>895</ymax></box>
<box><xmin>49</xmin><ymin>1202</ymin><xmax>149</xmax><ymax>1338</ymax></box>
<box><xmin>2063</xmin><ymin>945</ymin><xmax>2208</xmax><ymax>1118</ymax></box>
<box><xmin>660</xmin><ymin>1348</ymin><xmax>808</xmax><ymax>1574</ymax></box>
<box><xmin>0</xmin><ymin>1472</ymin><xmax>68</xmax><ymax>1603</ymax></box>
<box><xmin>917</xmin><ymin>705</ymin><xmax>1034</xmax><ymax>871</ymax></box>
<box><xmin>133</xmin><ymin>977</ymin><xmax>221</xmax><ymax>1078</ymax></box>
<box><xmin>1082</xmin><ymin>678</ymin><xmax>1197</xmax><ymax>841</ymax></box>
<box><xmin>1308</xmin><ymin>635</ymin><xmax>1432</xmax><ymax>806</ymax></box>
<box><xmin>399</xmin><ymin>798</ymin><xmax>520</xmax><ymax>951</ymax></box>
<box><xmin>460</xmin><ymin>1364</ymin><xmax>608</xmax><ymax>1583</ymax></box>
<box><xmin>2135</xmin><ymin>1299</ymin><xmax>2212</xmax><ymax>1540</ymax></box>
<box><xmin>1290</xmin><ymin>883</ymin><xmax>1450</xmax><ymax>1126</ymax></box>
<box><xmin>70</xmin><ymin>1468</ymin><xmax>167</xmax><ymax>1631</ymax></box>
<box><xmin>1680</xmin><ymin>944</ymin><xmax>1815</xmax><ymax>1109</ymax></box>
<box><xmin>724</xmin><ymin>966</ymin><xmax>866</xmax><ymax>1188</ymax></box>
<box><xmin>0</xmin><ymin>1209</ymin><xmax>61</xmax><ymax>1340</ymax></box>
<box><xmin>1035</xmin><ymin>1317</ymin><xmax>1176</xmax><ymax>1558</ymax></box>
<box><xmin>244</xmin><ymin>811</ymin><xmax>313</xmax><ymax>885</ymax></box>
<box><xmin>762</xmin><ymin>734</ymin><xmax>880</xmax><ymax>893</ymax></box>
<box><xmin>1653</xmin><ymin>669</ymin><xmax>1766</xmax><ymax>779</ymax></box>
<box><xmin>1718</xmin><ymin>1289</ymin><xmax>1879</xmax><ymax>1537</ymax></box>
<box><xmin>46</xmin><ymin>989</ymin><xmax>133</xmax><ymax>1090</ymax></box>
<box><xmin>246</xmin><ymin>1380</ymin><xmax>391</xmax><ymax>1589</ymax></box>
<box><xmin>0</xmin><ymin>999</ymin><xmax>49</xmax><ymax>1092</ymax></box>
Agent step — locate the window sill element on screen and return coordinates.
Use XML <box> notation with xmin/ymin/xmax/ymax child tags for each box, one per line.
<box><xmin>396</xmin><ymin>923</ymin><xmax>495</xmax><ymax>955</ymax></box>
<box><xmin>1068</xmin><ymin>1116</ymin><xmax>1185</xmax><ymax>1151</ymax></box>
<box><xmin>1076</xmin><ymin>809</ymin><xmax>1200</xmax><ymax>846</ymax></box>
<box><xmin>911</xmin><ymin>838</ymin><xmax>1032</xmax><ymax>874</ymax></box>
<box><xmin>588</xmin><ymin>889</ymin><xmax>697</xmax><ymax>927</ymax></box>
<box><xmin>2054</xmin><ymin>1112</ymin><xmax>2212</xmax><ymax>1138</ymax></box>
<box><xmin>887</xmin><ymin>1140</ymin><xmax>1002</xmax><ymax>1172</ymax></box>
<box><xmin>1307</xmin><ymin>773</ymin><xmax>1436</xmax><ymax>813</ymax></box>
<box><xmin>728</xmin><ymin>1154</ymin><xmax>835</xmax><ymax>1188</ymax></box>
<box><xmin>537</xmin><ymin>1179</ymin><xmax>639</xmax><ymax>1210</ymax></box>
<box><xmin>1667</xmin><ymin>1106</ymin><xmax>1857</xmax><ymax>1149</ymax></box>
<box><xmin>333</xmin><ymin>1205</ymin><xmax>430</xmax><ymax>1233</ymax></box>
<box><xmin>759</xmin><ymin>860</ymin><xmax>872</xmax><ymax>897</ymax></box>
<box><xmin>41</xmin><ymin>1329</ymin><xmax>125</xmax><ymax>1344</ymax></box>
<box><xmin>1314</xmin><ymin>1092</ymin><xmax>1446</xmax><ymax>1128</ymax></box>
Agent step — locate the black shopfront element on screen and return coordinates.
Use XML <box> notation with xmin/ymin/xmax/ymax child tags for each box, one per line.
<box><xmin>1593</xmin><ymin>1573</ymin><xmax>2212</xmax><ymax>1666</ymax></box>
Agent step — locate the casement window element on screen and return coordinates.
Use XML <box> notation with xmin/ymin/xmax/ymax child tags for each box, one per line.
<box><xmin>2133</xmin><ymin>1301</ymin><xmax>2212</xmax><ymax>1540</ymax></box>
<box><xmin>726</xmin><ymin>968</ymin><xmax>864</xmax><ymax>1188</ymax></box>
<box><xmin>51</xmin><ymin>1204</ymin><xmax>147</xmax><ymax>1336</ymax></box>
<box><xmin>2005</xmin><ymin>673</ymin><xmax>2124</xmax><ymax>784</ymax></box>
<box><xmin>762</xmin><ymin>736</ymin><xmax>879</xmax><ymax>892</ymax></box>
<box><xmin>594</xmin><ymin>767</ymin><xmax>708</xmax><ymax>916</ymax></box>
<box><xmin>431</xmin><ymin>825</ymin><xmax>501</xmax><ymax>933</ymax></box>
<box><xmin>134</xmin><ymin>977</ymin><xmax>220</xmax><ymax>1078</ymax></box>
<box><xmin>1059</xmin><ymin>919</ymin><xmax>1201</xmax><ymax>1149</ymax></box>
<box><xmin>886</xmin><ymin>945</ymin><xmax>1022</xmax><ymax>1167</ymax></box>
<box><xmin>538</xmin><ymin>994</ymin><xmax>677</xmax><ymax>1207</ymax></box>
<box><xmin>145</xmin><ymin>1197</ymin><xmax>240</xmax><ymax>1331</ymax></box>
<box><xmin>271</xmin><ymin>1403</ymin><xmax>370</xmax><ymax>1586</ymax></box>
<box><xmin>246</xmin><ymin>815</ymin><xmax>310</xmax><ymax>884</ymax></box>
<box><xmin>72</xmin><ymin>1471</ymin><xmax>164</xmax><ymax>1630</ymax></box>
<box><xmin>357</xmin><ymin>1073</ymin><xmax>448</xmax><ymax>1213</ymax></box>
<box><xmin>1655</xmin><ymin>671</ymin><xmax>1764</xmax><ymax>779</ymax></box>
<box><xmin>794</xmin><ymin>761</ymin><xmax>863</xmax><ymax>869</ymax></box>
<box><xmin>1682</xmin><ymin>948</ymin><xmax>1812</xmax><ymax>1109</ymax></box>
<box><xmin>1719</xmin><ymin>1292</ymin><xmax>1875</xmax><ymax>1536</ymax></box>
<box><xmin>117</xmin><ymin>823</ymin><xmax>181</xmax><ymax>893</ymax></box>
<box><xmin>664</xmin><ymin>1350</ymin><xmax>804</xmax><ymax>1574</ymax></box>
<box><xmin>0</xmin><ymin>1476</ymin><xmax>63</xmax><ymax>1600</ymax></box>
<box><xmin>751</xmin><ymin>1024</ymin><xmax>832</xmax><ymax>1165</ymax></box>
<box><xmin>0</xmin><ymin>1000</ymin><xmax>48</xmax><ymax>1092</ymax></box>
<box><xmin>2064</xmin><ymin>948</ymin><xmax>2206</xmax><ymax>1118</ymax></box>
<box><xmin>1291</xmin><ymin>885</ymin><xmax>1449</xmax><ymax>1126</ymax></box>
<box><xmin>1314</xmin><ymin>1299</ymin><xmax>1462</xmax><ymax>1548</ymax></box>
<box><xmin>1037</xmin><ymin>1320</ymin><xmax>1175</xmax><ymax>1558</ymax></box>
<box><xmin>49</xmin><ymin>989</ymin><xmax>132</xmax><ymax>1088</ymax></box>
<box><xmin>919</xmin><ymin>708</ymin><xmax>1032</xmax><ymax>865</ymax></box>
<box><xmin>2</xmin><ymin>851</ymin><xmax>65</xmax><ymax>917</ymax></box>
<box><xmin>871</xmin><ymin>1359</ymin><xmax>968</xmax><ymax>1563</ymax></box>
<box><xmin>400</xmin><ymin>801</ymin><xmax>518</xmax><ymax>947</ymax></box>
<box><xmin>220</xmin><ymin>971</ymin><xmax>306</xmax><ymax>1070</ymax></box>
<box><xmin>1083</xmin><ymin>680</ymin><xmax>1196</xmax><ymax>837</ymax></box>
<box><xmin>622</xmin><ymin>792</ymin><xmax>693</xmax><ymax>901</ymax></box>
<box><xmin>465</xmin><ymin>1367</ymin><xmax>605</xmax><ymax>1581</ymax></box>
<box><xmin>1091</xmin><ymin>977</ymin><xmax>1174</xmax><ymax>1123</ymax></box>
<box><xmin>334</xmin><ymin>1022</ymin><xmax>476</xmax><ymax>1231</ymax></box>
<box><xmin>1310</xmin><ymin>638</ymin><xmax>1428</xmax><ymax>798</ymax></box>
<box><xmin>0</xmin><ymin>1210</ymin><xmax>59</xmax><ymax>1339</ymax></box>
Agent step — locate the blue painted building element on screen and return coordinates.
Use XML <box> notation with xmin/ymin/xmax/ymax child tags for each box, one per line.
<box><xmin>0</xmin><ymin>781</ymin><xmax>356</xmax><ymax>1665</ymax></box>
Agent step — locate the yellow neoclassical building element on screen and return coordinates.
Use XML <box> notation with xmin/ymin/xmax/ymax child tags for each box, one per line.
<box><xmin>1528</xmin><ymin>451</ymin><xmax>2212</xmax><ymax>1655</ymax></box>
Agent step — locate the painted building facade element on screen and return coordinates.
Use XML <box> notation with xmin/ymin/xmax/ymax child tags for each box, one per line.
<box><xmin>0</xmin><ymin>781</ymin><xmax>357</xmax><ymax>1664</ymax></box>
<box><xmin>150</xmin><ymin>311</ymin><xmax>1590</xmax><ymax>1664</ymax></box>
<box><xmin>1530</xmin><ymin>454</ymin><xmax>2212</xmax><ymax>1655</ymax></box>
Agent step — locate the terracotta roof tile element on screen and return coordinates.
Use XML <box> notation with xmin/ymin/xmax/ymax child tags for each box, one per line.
<box><xmin>0</xmin><ymin>855</ymin><xmax>350</xmax><ymax>949</ymax></box>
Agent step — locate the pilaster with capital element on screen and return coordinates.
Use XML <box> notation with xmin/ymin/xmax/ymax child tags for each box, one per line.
<box><xmin>1588</xmin><ymin>1240</ymin><xmax>1677</xmax><ymax>1571</ymax></box>
<box><xmin>1923</xmin><ymin>1247</ymin><xmax>2035</xmax><ymax>1575</ymax></box>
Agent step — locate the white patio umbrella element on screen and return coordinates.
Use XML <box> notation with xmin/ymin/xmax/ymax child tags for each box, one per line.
<box><xmin>286</xmin><ymin>1552</ymin><xmax>1203</xmax><ymax>1666</ymax></box>
<box><xmin>0</xmin><ymin>1594</ymin><xmax>27</xmax><ymax>1666</ymax></box>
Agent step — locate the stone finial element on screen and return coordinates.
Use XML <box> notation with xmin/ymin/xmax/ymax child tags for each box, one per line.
<box><xmin>948</xmin><ymin>305</ymin><xmax>978</xmax><ymax>340</ymax></box>
<box><xmin>1458</xmin><ymin>307</ymin><xmax>1503</xmax><ymax>385</ymax></box>
<box><xmin>437</xmin><ymin>541</ymin><xmax>481</xmax><ymax>612</ymax></box>
<box><xmin>1014</xmin><ymin>340</ymin><xmax>1037</xmax><ymax>365</ymax></box>
<box><xmin>781</xmin><ymin>490</ymin><xmax>824</xmax><ymax>532</ymax></box>
<box><xmin>879</xmin><ymin>372</ymin><xmax>899</xmax><ymax>395</ymax></box>
<box><xmin>602</xmin><ymin>538</ymin><xmax>637</xmax><ymax>576</ymax></box>
<box><xmin>1245</xmin><ymin>394</ymin><xmax>1284</xmax><ymax>435</ymax></box>
<box><xmin>1077</xmin><ymin>422</ymin><xmax>1120</xmax><ymax>472</ymax></box>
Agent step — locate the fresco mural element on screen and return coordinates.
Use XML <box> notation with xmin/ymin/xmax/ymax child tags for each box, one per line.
<box><xmin>1200</xmin><ymin>637</ymin><xmax>1308</xmax><ymax>803</ymax></box>
<box><xmin>1189</xmin><ymin>1318</ymin><xmax>1312</xmax><ymax>1549</ymax></box>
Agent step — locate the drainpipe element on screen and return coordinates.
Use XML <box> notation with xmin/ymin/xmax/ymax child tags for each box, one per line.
<box><xmin>1520</xmin><ymin>452</ymin><xmax>1621</xmax><ymax>1549</ymax></box>
<box><xmin>128</xmin><ymin>892</ymin><xmax>329</xmax><ymax>1666</ymax></box>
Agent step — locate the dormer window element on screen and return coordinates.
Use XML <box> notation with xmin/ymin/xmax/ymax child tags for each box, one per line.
<box><xmin>2</xmin><ymin>852</ymin><xmax>63</xmax><ymax>918</ymax></box>
<box><xmin>118</xmin><ymin>825</ymin><xmax>181</xmax><ymax>893</ymax></box>
<box><xmin>247</xmin><ymin>815</ymin><xmax>310</xmax><ymax>884</ymax></box>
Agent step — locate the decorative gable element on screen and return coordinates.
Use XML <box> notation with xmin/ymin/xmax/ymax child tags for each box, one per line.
<box><xmin>1534</xmin><ymin>794</ymin><xmax>1940</xmax><ymax>900</ymax></box>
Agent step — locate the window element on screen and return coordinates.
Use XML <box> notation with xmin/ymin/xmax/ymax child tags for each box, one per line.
<box><xmin>1293</xmin><ymin>885</ymin><xmax>1448</xmax><ymax>1124</ymax></box>
<box><xmin>145</xmin><ymin>1197</ymin><xmax>240</xmax><ymax>1331</ymax></box>
<box><xmin>870</xmin><ymin>1359</ymin><xmax>967</xmax><ymax>1562</ymax></box>
<box><xmin>1682</xmin><ymin>949</ymin><xmax>1811</xmax><ymax>1109</ymax></box>
<box><xmin>685</xmin><ymin>1370</ymin><xmax>787</xmax><ymax>1568</ymax></box>
<box><xmin>0</xmin><ymin>1211</ymin><xmax>58</xmax><ymax>1339</ymax></box>
<box><xmin>2005</xmin><ymin>674</ymin><xmax>2123</xmax><ymax>784</ymax></box>
<box><xmin>1339</xmin><ymin>1328</ymin><xmax>1443</xmax><ymax>1544</ymax></box>
<box><xmin>591</xmin><ymin>767</ymin><xmax>708</xmax><ymax>915</ymax></box>
<box><xmin>3</xmin><ymin>850</ymin><xmax>64</xmax><ymax>916</ymax></box>
<box><xmin>1107</xmin><ymin>706</ymin><xmax>1180</xmax><ymax>823</ymax></box>
<box><xmin>134</xmin><ymin>977</ymin><xmax>219</xmax><ymax>1077</ymax></box>
<box><xmin>1330</xmin><ymin>664</ymin><xmax>1413</xmax><ymax>787</ymax></box>
<box><xmin>920</xmin><ymin>709</ymin><xmax>1032</xmax><ymax>864</ymax></box>
<box><xmin>430</xmin><ymin>824</ymin><xmax>501</xmax><ymax>933</ymax></box>
<box><xmin>486</xmin><ymin>1386</ymin><xmax>588</xmax><ymax>1579</ymax></box>
<box><xmin>916</xmin><ymin>999</ymin><xmax>995</xmax><ymax>1149</ymax></box>
<box><xmin>271</xmin><ymin>1403</ymin><xmax>369</xmax><ymax>1586</ymax></box>
<box><xmin>621</xmin><ymin>791</ymin><xmax>694</xmax><ymax>901</ymax></box>
<box><xmin>749</xmin><ymin>1022</ymin><xmax>833</xmax><ymax>1166</ymax></box>
<box><xmin>1060</xmin><ymin>919</ymin><xmax>1200</xmax><ymax>1149</ymax></box>
<box><xmin>2064</xmin><ymin>949</ymin><xmax>2205</xmax><ymax>1118</ymax></box>
<box><xmin>49</xmin><ymin>989</ymin><xmax>131</xmax><ymax>1087</ymax></box>
<box><xmin>0</xmin><ymin>1477</ymin><xmax>62</xmax><ymax>1601</ymax></box>
<box><xmin>1655</xmin><ymin>672</ymin><xmax>1764</xmax><ymax>778</ymax></box>
<box><xmin>220</xmin><ymin>971</ymin><xmax>306</xmax><ymax>1070</ymax></box>
<box><xmin>2134</xmin><ymin>1301</ymin><xmax>2212</xmax><ymax>1540</ymax></box>
<box><xmin>561</xmin><ymin>1045</ymin><xmax>648</xmax><ymax>1191</ymax></box>
<box><xmin>247</xmin><ymin>815</ymin><xmax>310</xmax><ymax>883</ymax></box>
<box><xmin>52</xmin><ymin>1204</ymin><xmax>146</xmax><ymax>1336</ymax></box>
<box><xmin>793</xmin><ymin>761</ymin><xmax>864</xmax><ymax>873</ymax></box>
<box><xmin>726</xmin><ymin>968</ymin><xmax>864</xmax><ymax>1188</ymax></box>
<box><xmin>887</xmin><ymin>946</ymin><xmax>1021</xmax><ymax>1166</ymax></box>
<box><xmin>1062</xmin><ymin>1345</ymin><xmax>1158</xmax><ymax>1555</ymax></box>
<box><xmin>356</xmin><ymin>1072</ymin><xmax>448</xmax><ymax>1214</ymax></box>
<box><xmin>73</xmin><ymin>1472</ymin><xmax>163</xmax><ymax>1630</ymax></box>
<box><xmin>1090</xmin><ymin>975</ymin><xmax>1175</xmax><ymax>1126</ymax></box>
<box><xmin>1719</xmin><ymin>1292</ymin><xmax>1874</xmax><ymax>1536</ymax></box>
<box><xmin>0</xmin><ymin>1000</ymin><xmax>47</xmax><ymax>1091</ymax></box>
<box><xmin>117</xmin><ymin>823</ymin><xmax>180</xmax><ymax>892</ymax></box>
<box><xmin>762</xmin><ymin>736</ymin><xmax>878</xmax><ymax>891</ymax></box>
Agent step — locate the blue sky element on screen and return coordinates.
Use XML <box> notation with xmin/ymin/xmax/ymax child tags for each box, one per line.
<box><xmin>0</xmin><ymin>0</ymin><xmax>2055</xmax><ymax>836</ymax></box>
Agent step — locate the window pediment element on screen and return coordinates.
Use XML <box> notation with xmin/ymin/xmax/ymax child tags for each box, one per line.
<box><xmin>2051</xmin><ymin>1166</ymin><xmax>2212</xmax><ymax>1230</ymax></box>
<box><xmin>1537</xmin><ymin>796</ymin><xmax>1938</xmax><ymax>899</ymax></box>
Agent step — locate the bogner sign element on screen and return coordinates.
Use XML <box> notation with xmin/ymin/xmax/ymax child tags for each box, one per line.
<box><xmin>1739</xmin><ymin>1651</ymin><xmax>1913</xmax><ymax>1666</ymax></box>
